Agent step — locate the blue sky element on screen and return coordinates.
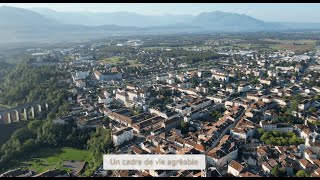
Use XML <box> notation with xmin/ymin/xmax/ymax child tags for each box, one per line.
<box><xmin>1</xmin><ymin>3</ymin><xmax>320</xmax><ymax>23</ymax></box>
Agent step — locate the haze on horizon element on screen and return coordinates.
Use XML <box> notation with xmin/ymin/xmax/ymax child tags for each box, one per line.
<box><xmin>1</xmin><ymin>3</ymin><xmax>320</xmax><ymax>23</ymax></box>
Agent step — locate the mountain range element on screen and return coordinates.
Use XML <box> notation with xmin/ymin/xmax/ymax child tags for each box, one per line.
<box><xmin>1</xmin><ymin>6</ymin><xmax>320</xmax><ymax>43</ymax></box>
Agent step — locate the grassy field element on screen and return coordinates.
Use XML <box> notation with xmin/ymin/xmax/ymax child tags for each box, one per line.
<box><xmin>127</xmin><ymin>60</ymin><xmax>145</xmax><ymax>67</ymax></box>
<box><xmin>1</xmin><ymin>147</ymin><xmax>93</xmax><ymax>174</ymax></box>
<box><xmin>98</xmin><ymin>56</ymin><xmax>124</xmax><ymax>64</ymax></box>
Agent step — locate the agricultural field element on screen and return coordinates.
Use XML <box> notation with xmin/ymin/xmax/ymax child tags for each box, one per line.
<box><xmin>264</xmin><ymin>39</ymin><xmax>317</xmax><ymax>51</ymax></box>
<box><xmin>1</xmin><ymin>147</ymin><xmax>93</xmax><ymax>175</ymax></box>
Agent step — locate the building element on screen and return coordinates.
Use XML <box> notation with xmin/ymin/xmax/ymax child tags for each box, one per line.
<box><xmin>33</xmin><ymin>169</ymin><xmax>70</xmax><ymax>177</ymax></box>
<box><xmin>94</xmin><ymin>70</ymin><xmax>104</xmax><ymax>81</ymax></box>
<box><xmin>206</xmin><ymin>135</ymin><xmax>238</xmax><ymax>167</ymax></box>
<box><xmin>208</xmin><ymin>95</ymin><xmax>226</xmax><ymax>104</ymax></box>
<box><xmin>247</xmin><ymin>93</ymin><xmax>260</xmax><ymax>102</ymax></box>
<box><xmin>260</xmin><ymin>120</ymin><xmax>293</xmax><ymax>132</ymax></box>
<box><xmin>94</xmin><ymin>70</ymin><xmax>122</xmax><ymax>81</ymax></box>
<box><xmin>230</xmin><ymin>127</ymin><xmax>255</xmax><ymax>140</ymax></box>
<box><xmin>0</xmin><ymin>169</ymin><xmax>33</xmax><ymax>177</ymax></box>
<box><xmin>226</xmin><ymin>85</ymin><xmax>236</xmax><ymax>94</ymax></box>
<box><xmin>112</xmin><ymin>127</ymin><xmax>134</xmax><ymax>147</ymax></box>
<box><xmin>212</xmin><ymin>71</ymin><xmax>229</xmax><ymax>83</ymax></box>
<box><xmin>298</xmin><ymin>100</ymin><xmax>311</xmax><ymax>111</ymax></box>
<box><xmin>259</xmin><ymin>78</ymin><xmax>272</xmax><ymax>86</ymax></box>
<box><xmin>238</xmin><ymin>83</ymin><xmax>251</xmax><ymax>93</ymax></box>
<box><xmin>227</xmin><ymin>160</ymin><xmax>244</xmax><ymax>177</ymax></box>
<box><xmin>75</xmin><ymin>80</ymin><xmax>86</xmax><ymax>88</ymax></box>
<box><xmin>73</xmin><ymin>71</ymin><xmax>90</xmax><ymax>81</ymax></box>
<box><xmin>149</xmin><ymin>108</ymin><xmax>180</xmax><ymax>120</ymax></box>
<box><xmin>116</xmin><ymin>92</ymin><xmax>129</xmax><ymax>105</ymax></box>
<box><xmin>156</xmin><ymin>75</ymin><xmax>168</xmax><ymax>82</ymax></box>
<box><xmin>166</xmin><ymin>78</ymin><xmax>175</xmax><ymax>85</ymax></box>
<box><xmin>274</xmin><ymin>97</ymin><xmax>289</xmax><ymax>107</ymax></box>
<box><xmin>190</xmin><ymin>98</ymin><xmax>212</xmax><ymax>111</ymax></box>
<box><xmin>97</xmin><ymin>94</ymin><xmax>107</xmax><ymax>104</ymax></box>
<box><xmin>128</xmin><ymin>90</ymin><xmax>140</xmax><ymax>102</ymax></box>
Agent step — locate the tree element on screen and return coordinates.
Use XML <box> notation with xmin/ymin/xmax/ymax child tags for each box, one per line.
<box><xmin>180</xmin><ymin>120</ymin><xmax>189</xmax><ymax>134</ymax></box>
<box><xmin>22</xmin><ymin>139</ymin><xmax>39</xmax><ymax>153</ymax></box>
<box><xmin>258</xmin><ymin>128</ymin><xmax>264</xmax><ymax>134</ymax></box>
<box><xmin>190</xmin><ymin>76</ymin><xmax>199</xmax><ymax>87</ymax></box>
<box><xmin>296</xmin><ymin>170</ymin><xmax>310</xmax><ymax>177</ymax></box>
<box><xmin>271</xmin><ymin>165</ymin><xmax>287</xmax><ymax>177</ymax></box>
<box><xmin>103</xmin><ymin>117</ymin><xmax>110</xmax><ymax>124</ymax></box>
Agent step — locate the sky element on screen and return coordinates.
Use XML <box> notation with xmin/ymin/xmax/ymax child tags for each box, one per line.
<box><xmin>1</xmin><ymin>3</ymin><xmax>320</xmax><ymax>23</ymax></box>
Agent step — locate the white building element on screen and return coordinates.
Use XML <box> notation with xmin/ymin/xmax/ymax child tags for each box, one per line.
<box><xmin>112</xmin><ymin>127</ymin><xmax>133</xmax><ymax>147</ymax></box>
<box><xmin>230</xmin><ymin>127</ymin><xmax>255</xmax><ymax>140</ymax></box>
<box><xmin>206</xmin><ymin>135</ymin><xmax>238</xmax><ymax>167</ymax></box>
<box><xmin>260</xmin><ymin>120</ymin><xmax>293</xmax><ymax>132</ymax></box>
<box><xmin>166</xmin><ymin>78</ymin><xmax>175</xmax><ymax>85</ymax></box>
<box><xmin>115</xmin><ymin>92</ymin><xmax>128</xmax><ymax>105</ymax></box>
<box><xmin>238</xmin><ymin>83</ymin><xmax>251</xmax><ymax>93</ymax></box>
<box><xmin>156</xmin><ymin>75</ymin><xmax>168</xmax><ymax>82</ymax></box>
<box><xmin>259</xmin><ymin>78</ymin><xmax>272</xmax><ymax>86</ymax></box>
<box><xmin>98</xmin><ymin>94</ymin><xmax>107</xmax><ymax>104</ymax></box>
<box><xmin>212</xmin><ymin>72</ymin><xmax>229</xmax><ymax>83</ymax></box>
<box><xmin>73</xmin><ymin>71</ymin><xmax>90</xmax><ymax>81</ymax></box>
<box><xmin>207</xmin><ymin>95</ymin><xmax>226</xmax><ymax>104</ymax></box>
<box><xmin>128</xmin><ymin>90</ymin><xmax>140</xmax><ymax>102</ymax></box>
<box><xmin>226</xmin><ymin>86</ymin><xmax>236</xmax><ymax>94</ymax></box>
<box><xmin>227</xmin><ymin>160</ymin><xmax>244</xmax><ymax>177</ymax></box>
<box><xmin>298</xmin><ymin>100</ymin><xmax>311</xmax><ymax>111</ymax></box>
<box><xmin>190</xmin><ymin>98</ymin><xmax>212</xmax><ymax>111</ymax></box>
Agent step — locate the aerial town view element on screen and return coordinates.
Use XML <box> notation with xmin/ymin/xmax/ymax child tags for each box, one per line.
<box><xmin>0</xmin><ymin>3</ymin><xmax>320</xmax><ymax>177</ymax></box>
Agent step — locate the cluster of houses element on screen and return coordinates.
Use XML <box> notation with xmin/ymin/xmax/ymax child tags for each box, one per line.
<box><xmin>24</xmin><ymin>40</ymin><xmax>320</xmax><ymax>177</ymax></box>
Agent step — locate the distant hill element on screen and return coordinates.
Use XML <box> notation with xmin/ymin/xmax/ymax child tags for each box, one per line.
<box><xmin>190</xmin><ymin>11</ymin><xmax>279</xmax><ymax>31</ymax></box>
<box><xmin>1</xmin><ymin>6</ymin><xmax>320</xmax><ymax>43</ymax></box>
<box><xmin>30</xmin><ymin>8</ymin><xmax>193</xmax><ymax>27</ymax></box>
<box><xmin>0</xmin><ymin>6</ymin><xmax>59</xmax><ymax>28</ymax></box>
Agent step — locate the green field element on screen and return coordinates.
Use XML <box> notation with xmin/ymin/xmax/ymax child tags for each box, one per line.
<box><xmin>264</xmin><ymin>39</ymin><xmax>316</xmax><ymax>51</ymax></box>
<box><xmin>127</xmin><ymin>60</ymin><xmax>145</xmax><ymax>67</ymax></box>
<box><xmin>98</xmin><ymin>56</ymin><xmax>124</xmax><ymax>64</ymax></box>
<box><xmin>2</xmin><ymin>147</ymin><xmax>93</xmax><ymax>174</ymax></box>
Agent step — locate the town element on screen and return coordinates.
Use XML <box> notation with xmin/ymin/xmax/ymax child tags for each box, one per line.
<box><xmin>0</xmin><ymin>33</ymin><xmax>320</xmax><ymax>177</ymax></box>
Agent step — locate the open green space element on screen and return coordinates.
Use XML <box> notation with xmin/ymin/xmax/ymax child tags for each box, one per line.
<box><xmin>1</xmin><ymin>147</ymin><xmax>93</xmax><ymax>174</ymax></box>
<box><xmin>127</xmin><ymin>60</ymin><xmax>145</xmax><ymax>67</ymax></box>
<box><xmin>98</xmin><ymin>56</ymin><xmax>124</xmax><ymax>64</ymax></box>
<box><xmin>264</xmin><ymin>39</ymin><xmax>316</xmax><ymax>51</ymax></box>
